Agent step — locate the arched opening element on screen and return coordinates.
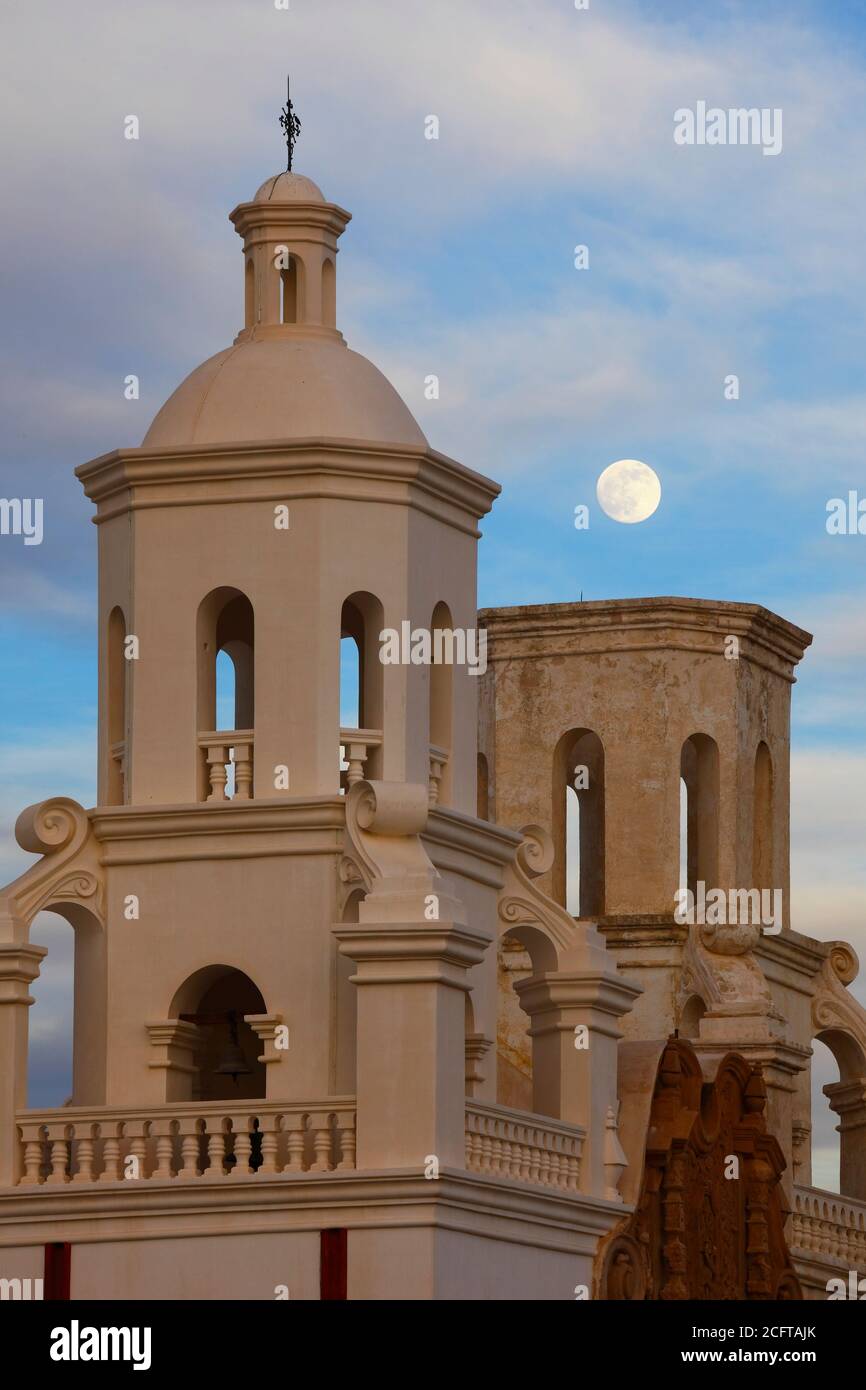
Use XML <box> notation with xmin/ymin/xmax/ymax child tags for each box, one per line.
<box><xmin>429</xmin><ymin>601</ymin><xmax>454</xmax><ymax>806</ymax></box>
<box><xmin>197</xmin><ymin>588</ymin><xmax>255</xmax><ymax>800</ymax></box>
<box><xmin>477</xmin><ymin>752</ymin><xmax>489</xmax><ymax>820</ymax></box>
<box><xmin>680</xmin><ymin>733</ymin><xmax>720</xmax><ymax>895</ymax></box>
<box><xmin>753</xmin><ymin>741</ymin><xmax>774</xmax><ymax>890</ymax></box>
<box><xmin>322</xmin><ymin>257</ymin><xmax>336</xmax><ymax>328</ymax></box>
<box><xmin>107</xmin><ymin>605</ymin><xmax>127</xmax><ymax>805</ymax></box>
<box><xmin>280</xmin><ymin>258</ymin><xmax>299</xmax><ymax>323</ymax></box>
<box><xmin>553</xmin><ymin>728</ymin><xmax>605</xmax><ymax>916</ymax></box>
<box><xmin>679</xmin><ymin>994</ymin><xmax>707</xmax><ymax>1041</ymax></box>
<box><xmin>171</xmin><ymin>965</ymin><xmax>267</xmax><ymax>1103</ymax></box>
<box><xmin>339</xmin><ymin>631</ymin><xmax>360</xmax><ymax>730</ymax></box>
<box><xmin>339</xmin><ymin>593</ymin><xmax>384</xmax><ymax>787</ymax></box>
<box><xmin>810</xmin><ymin>1029</ymin><xmax>866</xmax><ymax>1199</ymax></box>
<box><xmin>496</xmin><ymin>924</ymin><xmax>559</xmax><ymax>1116</ymax></box>
<box><xmin>244</xmin><ymin>258</ymin><xmax>254</xmax><ymax>328</ymax></box>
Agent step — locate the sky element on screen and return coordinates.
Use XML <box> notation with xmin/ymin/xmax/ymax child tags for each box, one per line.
<box><xmin>1</xmin><ymin>0</ymin><xmax>864</xmax><ymax>1189</ymax></box>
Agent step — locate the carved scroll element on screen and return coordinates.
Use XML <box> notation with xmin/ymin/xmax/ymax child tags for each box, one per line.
<box><xmin>0</xmin><ymin>798</ymin><xmax>105</xmax><ymax>943</ymax></box>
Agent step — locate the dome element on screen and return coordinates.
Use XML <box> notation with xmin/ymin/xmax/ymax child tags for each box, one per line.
<box><xmin>253</xmin><ymin>171</ymin><xmax>326</xmax><ymax>203</ymax></box>
<box><xmin>142</xmin><ymin>336</ymin><xmax>427</xmax><ymax>449</ymax></box>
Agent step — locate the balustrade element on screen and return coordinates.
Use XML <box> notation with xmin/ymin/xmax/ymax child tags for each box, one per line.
<box><xmin>465</xmin><ymin>1101</ymin><xmax>583</xmax><ymax>1192</ymax></box>
<box><xmin>790</xmin><ymin>1185</ymin><xmax>866</xmax><ymax>1267</ymax></box>
<box><xmin>198</xmin><ymin>730</ymin><xmax>254</xmax><ymax>802</ymax></box>
<box><xmin>339</xmin><ymin>728</ymin><xmax>382</xmax><ymax>790</ymax></box>
<box><xmin>16</xmin><ymin>1100</ymin><xmax>356</xmax><ymax>1185</ymax></box>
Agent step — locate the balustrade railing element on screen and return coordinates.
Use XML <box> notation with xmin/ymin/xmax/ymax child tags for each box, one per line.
<box><xmin>339</xmin><ymin>728</ymin><xmax>382</xmax><ymax>790</ymax></box>
<box><xmin>198</xmin><ymin>730</ymin><xmax>254</xmax><ymax>801</ymax></box>
<box><xmin>16</xmin><ymin>1099</ymin><xmax>355</xmax><ymax>1185</ymax></box>
<box><xmin>465</xmin><ymin>1101</ymin><xmax>583</xmax><ymax>1192</ymax></box>
<box><xmin>790</xmin><ymin>1185</ymin><xmax>866</xmax><ymax>1267</ymax></box>
<box><xmin>428</xmin><ymin>744</ymin><xmax>449</xmax><ymax>806</ymax></box>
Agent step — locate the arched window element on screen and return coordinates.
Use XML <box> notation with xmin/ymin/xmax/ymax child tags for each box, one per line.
<box><xmin>197</xmin><ymin>588</ymin><xmax>255</xmax><ymax>800</ymax></box>
<box><xmin>429</xmin><ymin>601</ymin><xmax>454</xmax><ymax>806</ymax></box>
<box><xmin>281</xmin><ymin>258</ymin><xmax>299</xmax><ymax>324</ymax></box>
<box><xmin>322</xmin><ymin>257</ymin><xmax>336</xmax><ymax>328</ymax></box>
<box><xmin>553</xmin><ymin>728</ymin><xmax>605</xmax><ymax>916</ymax></box>
<box><xmin>680</xmin><ymin>733</ymin><xmax>720</xmax><ymax>895</ymax></box>
<box><xmin>171</xmin><ymin>965</ymin><xmax>267</xmax><ymax>1104</ymax></box>
<box><xmin>107</xmin><ymin>605</ymin><xmax>128</xmax><ymax>805</ymax></box>
<box><xmin>753</xmin><ymin>741</ymin><xmax>774</xmax><ymax>890</ymax></box>
<box><xmin>810</xmin><ymin>1029</ymin><xmax>866</xmax><ymax>1199</ymax></box>
<box><xmin>244</xmin><ymin>258</ymin><xmax>254</xmax><ymax>328</ymax></box>
<box><xmin>679</xmin><ymin>994</ymin><xmax>707</xmax><ymax>1041</ymax></box>
<box><xmin>497</xmin><ymin>924</ymin><xmax>559</xmax><ymax>1116</ymax></box>
<box><xmin>339</xmin><ymin>593</ymin><xmax>384</xmax><ymax>786</ymax></box>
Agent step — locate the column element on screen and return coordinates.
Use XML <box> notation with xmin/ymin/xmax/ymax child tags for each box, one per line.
<box><xmin>0</xmin><ymin>942</ymin><xmax>48</xmax><ymax>1186</ymax></box>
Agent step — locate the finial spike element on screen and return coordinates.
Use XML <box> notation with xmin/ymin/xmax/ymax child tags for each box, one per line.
<box><xmin>279</xmin><ymin>74</ymin><xmax>302</xmax><ymax>173</ymax></box>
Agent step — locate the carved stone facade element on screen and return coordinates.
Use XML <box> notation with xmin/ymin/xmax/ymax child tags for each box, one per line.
<box><xmin>597</xmin><ymin>1039</ymin><xmax>802</xmax><ymax>1300</ymax></box>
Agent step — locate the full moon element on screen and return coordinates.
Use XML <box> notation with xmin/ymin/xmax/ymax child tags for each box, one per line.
<box><xmin>596</xmin><ymin>459</ymin><xmax>661</xmax><ymax>524</ymax></box>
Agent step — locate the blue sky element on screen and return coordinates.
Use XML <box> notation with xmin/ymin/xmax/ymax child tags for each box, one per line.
<box><xmin>1</xmin><ymin>0</ymin><xmax>864</xmax><ymax>1185</ymax></box>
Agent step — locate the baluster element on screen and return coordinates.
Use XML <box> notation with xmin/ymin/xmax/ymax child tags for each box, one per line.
<box><xmin>336</xmin><ymin>1115</ymin><xmax>356</xmax><ymax>1171</ymax></box>
<box><xmin>527</xmin><ymin>1137</ymin><xmax>542</xmax><ymax>1185</ymax></box>
<box><xmin>46</xmin><ymin>1126</ymin><xmax>70</xmax><ymax>1184</ymax></box>
<box><xmin>428</xmin><ymin>753</ymin><xmax>445</xmax><ymax>806</ymax></box>
<box><xmin>177</xmin><ymin>1122</ymin><xmax>201</xmax><ymax>1180</ymax></box>
<box><xmin>72</xmin><ymin>1127</ymin><xmax>96</xmax><ymax>1183</ymax></box>
<box><xmin>479</xmin><ymin>1122</ymin><xmax>494</xmax><ymax>1175</ymax></box>
<box><xmin>547</xmin><ymin>1147</ymin><xmax>562</xmax><ymax>1189</ymax></box>
<box><xmin>569</xmin><ymin>1145</ymin><xmax>583</xmax><ymax>1189</ymax></box>
<box><xmin>232</xmin><ymin>1126</ymin><xmax>253</xmax><ymax>1176</ymax></box>
<box><xmin>535</xmin><ymin>1131</ymin><xmax>551</xmax><ymax>1187</ymax></box>
<box><xmin>128</xmin><ymin>1128</ymin><xmax>148</xmax><ymax>1182</ymax></box>
<box><xmin>205</xmin><ymin>744</ymin><xmax>229</xmax><ymax>801</ymax></box>
<box><xmin>465</xmin><ymin>1125</ymin><xmax>480</xmax><ymax>1171</ymax></box>
<box><xmin>310</xmin><ymin>1114</ymin><xmax>333</xmax><ymax>1172</ymax></box>
<box><xmin>489</xmin><ymin>1132</ymin><xmax>504</xmax><ymax>1175</ymax></box>
<box><xmin>153</xmin><ymin>1124</ymin><xmax>175</xmax><ymax>1180</ymax></box>
<box><xmin>207</xmin><ymin>1124</ymin><xmax>227</xmax><ymax>1177</ymax></box>
<box><xmin>518</xmin><ymin>1140</ymin><xmax>532</xmax><ymax>1182</ymax></box>
<box><xmin>285</xmin><ymin>1117</ymin><xmax>306</xmax><ymax>1171</ymax></box>
<box><xmin>345</xmin><ymin>740</ymin><xmax>369</xmax><ymax>787</ymax></box>
<box><xmin>258</xmin><ymin>1117</ymin><xmax>281</xmax><ymax>1175</ymax></box>
<box><xmin>234</xmin><ymin>744</ymin><xmax>253</xmax><ymax>800</ymax></box>
<box><xmin>20</xmin><ymin>1128</ymin><xmax>44</xmax><ymax>1186</ymax></box>
<box><xmin>501</xmin><ymin>1137</ymin><xmax>517</xmax><ymax>1179</ymax></box>
<box><xmin>99</xmin><ymin>1128</ymin><xmax>123</xmax><ymax>1182</ymax></box>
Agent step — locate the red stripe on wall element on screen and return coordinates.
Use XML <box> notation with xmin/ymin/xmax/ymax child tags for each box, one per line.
<box><xmin>320</xmin><ymin>1228</ymin><xmax>347</xmax><ymax>1300</ymax></box>
<box><xmin>44</xmin><ymin>1242</ymin><xmax>71</xmax><ymax>1300</ymax></box>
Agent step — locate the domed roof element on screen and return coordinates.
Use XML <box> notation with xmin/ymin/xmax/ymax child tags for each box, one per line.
<box><xmin>142</xmin><ymin>336</ymin><xmax>427</xmax><ymax>450</ymax></box>
<box><xmin>253</xmin><ymin>171</ymin><xmax>326</xmax><ymax>203</ymax></box>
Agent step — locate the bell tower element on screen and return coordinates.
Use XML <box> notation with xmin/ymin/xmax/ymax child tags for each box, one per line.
<box><xmin>65</xmin><ymin>151</ymin><xmax>501</xmax><ymax>1110</ymax></box>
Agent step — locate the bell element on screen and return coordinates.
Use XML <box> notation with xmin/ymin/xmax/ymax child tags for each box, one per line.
<box><xmin>214</xmin><ymin>1037</ymin><xmax>251</xmax><ymax>1081</ymax></box>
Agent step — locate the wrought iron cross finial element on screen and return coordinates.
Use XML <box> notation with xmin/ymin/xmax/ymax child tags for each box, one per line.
<box><xmin>279</xmin><ymin>75</ymin><xmax>301</xmax><ymax>172</ymax></box>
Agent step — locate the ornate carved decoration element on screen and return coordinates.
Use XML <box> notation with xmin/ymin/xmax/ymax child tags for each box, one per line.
<box><xmin>0</xmin><ymin>798</ymin><xmax>105</xmax><ymax>943</ymax></box>
<box><xmin>497</xmin><ymin>824</ymin><xmax>581</xmax><ymax>957</ymax></box>
<box><xmin>596</xmin><ymin>1037</ymin><xmax>802</xmax><ymax>1300</ymax></box>
<box><xmin>811</xmin><ymin>944</ymin><xmax>866</xmax><ymax>1074</ymax></box>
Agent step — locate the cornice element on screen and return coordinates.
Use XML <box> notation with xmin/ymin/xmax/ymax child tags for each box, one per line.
<box><xmin>0</xmin><ymin>1167</ymin><xmax>628</xmax><ymax>1253</ymax></box>
<box><xmin>88</xmin><ymin>798</ymin><xmax>520</xmax><ymax>883</ymax></box>
<box><xmin>75</xmin><ymin>437</ymin><xmax>501</xmax><ymax>538</ymax></box>
<box><xmin>479</xmin><ymin>597</ymin><xmax>812</xmax><ymax>679</ymax></box>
